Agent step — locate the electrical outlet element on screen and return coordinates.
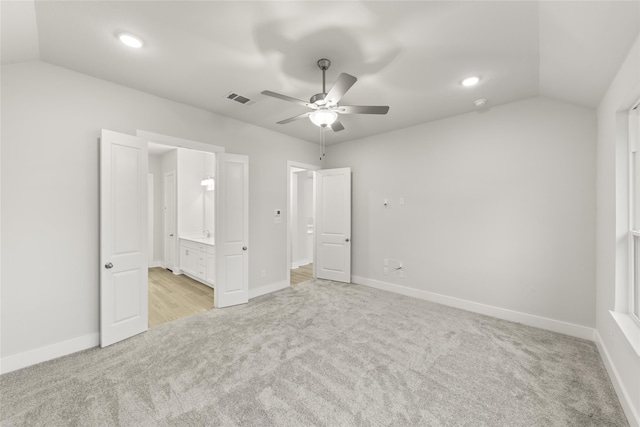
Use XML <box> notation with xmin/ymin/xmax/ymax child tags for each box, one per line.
<box><xmin>383</xmin><ymin>267</ymin><xmax>389</xmax><ymax>275</ymax></box>
<box><xmin>261</xmin><ymin>270</ymin><xmax>266</xmax><ymax>278</ymax></box>
<box><xmin>399</xmin><ymin>197</ymin><xmax>405</xmax><ymax>205</ymax></box>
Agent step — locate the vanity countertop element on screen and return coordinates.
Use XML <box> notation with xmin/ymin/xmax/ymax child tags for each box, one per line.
<box><xmin>180</xmin><ymin>235</ymin><xmax>215</xmax><ymax>246</ymax></box>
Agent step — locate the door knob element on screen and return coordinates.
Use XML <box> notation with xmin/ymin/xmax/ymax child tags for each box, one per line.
<box><xmin>345</xmin><ymin>238</ymin><xmax>350</xmax><ymax>242</ymax></box>
<box><xmin>105</xmin><ymin>262</ymin><xmax>113</xmax><ymax>269</ymax></box>
<box><xmin>242</xmin><ymin>246</ymin><xmax>247</xmax><ymax>251</ymax></box>
<box><xmin>169</xmin><ymin>234</ymin><xmax>174</xmax><ymax>237</ymax></box>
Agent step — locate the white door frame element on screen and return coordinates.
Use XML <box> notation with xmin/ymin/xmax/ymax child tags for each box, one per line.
<box><xmin>138</xmin><ymin>129</ymin><xmax>225</xmax><ymax>278</ymax></box>
<box><xmin>286</xmin><ymin>161</ymin><xmax>320</xmax><ymax>285</ymax></box>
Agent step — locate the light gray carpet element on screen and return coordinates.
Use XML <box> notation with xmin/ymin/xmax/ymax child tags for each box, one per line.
<box><xmin>0</xmin><ymin>280</ymin><xmax>628</xmax><ymax>426</ymax></box>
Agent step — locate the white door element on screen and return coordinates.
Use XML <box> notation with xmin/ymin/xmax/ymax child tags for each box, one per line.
<box><xmin>315</xmin><ymin>168</ymin><xmax>351</xmax><ymax>283</ymax></box>
<box><xmin>215</xmin><ymin>153</ymin><xmax>249</xmax><ymax>308</ymax></box>
<box><xmin>164</xmin><ymin>171</ymin><xmax>176</xmax><ymax>270</ymax></box>
<box><xmin>100</xmin><ymin>129</ymin><xmax>148</xmax><ymax>347</ymax></box>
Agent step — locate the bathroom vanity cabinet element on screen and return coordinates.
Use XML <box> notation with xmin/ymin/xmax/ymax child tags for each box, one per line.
<box><xmin>179</xmin><ymin>237</ymin><xmax>215</xmax><ymax>288</ymax></box>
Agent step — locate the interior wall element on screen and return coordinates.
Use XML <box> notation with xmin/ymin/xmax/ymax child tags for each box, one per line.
<box><xmin>290</xmin><ymin>169</ymin><xmax>314</xmax><ymax>268</ymax></box>
<box><xmin>204</xmin><ymin>153</ymin><xmax>215</xmax><ymax>235</ymax></box>
<box><xmin>290</xmin><ymin>169</ymin><xmax>300</xmax><ymax>266</ymax></box>
<box><xmin>325</xmin><ymin>96</ymin><xmax>596</xmax><ymax>329</ymax></box>
<box><xmin>298</xmin><ymin>171</ymin><xmax>313</xmax><ymax>265</ymax></box>
<box><xmin>148</xmin><ymin>154</ymin><xmax>163</xmax><ymax>264</ymax></box>
<box><xmin>296</xmin><ymin>171</ymin><xmax>308</xmax><ymax>265</ymax></box>
<box><xmin>0</xmin><ymin>60</ymin><xmax>321</xmax><ymax>362</ymax></box>
<box><xmin>595</xmin><ymin>35</ymin><xmax>640</xmax><ymax>425</ymax></box>
<box><xmin>161</xmin><ymin>149</ymin><xmax>178</xmax><ymax>269</ymax></box>
<box><xmin>177</xmin><ymin>148</ymin><xmax>205</xmax><ymax>237</ymax></box>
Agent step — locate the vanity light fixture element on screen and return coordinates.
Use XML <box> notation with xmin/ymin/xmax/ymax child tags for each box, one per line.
<box><xmin>118</xmin><ymin>33</ymin><xmax>144</xmax><ymax>49</ymax></box>
<box><xmin>200</xmin><ymin>177</ymin><xmax>214</xmax><ymax>187</ymax></box>
<box><xmin>462</xmin><ymin>76</ymin><xmax>480</xmax><ymax>87</ymax></box>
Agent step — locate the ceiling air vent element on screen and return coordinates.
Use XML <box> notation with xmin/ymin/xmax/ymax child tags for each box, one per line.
<box><xmin>225</xmin><ymin>92</ymin><xmax>256</xmax><ymax>106</ymax></box>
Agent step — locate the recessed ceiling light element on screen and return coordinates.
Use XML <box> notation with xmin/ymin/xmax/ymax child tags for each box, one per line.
<box><xmin>118</xmin><ymin>33</ymin><xmax>143</xmax><ymax>49</ymax></box>
<box><xmin>462</xmin><ymin>76</ymin><xmax>480</xmax><ymax>87</ymax></box>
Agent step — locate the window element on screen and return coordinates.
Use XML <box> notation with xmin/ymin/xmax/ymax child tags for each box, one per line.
<box><xmin>629</xmin><ymin>104</ymin><xmax>640</xmax><ymax>324</ymax></box>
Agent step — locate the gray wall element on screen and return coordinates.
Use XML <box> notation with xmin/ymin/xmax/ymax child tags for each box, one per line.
<box><xmin>148</xmin><ymin>154</ymin><xmax>164</xmax><ymax>263</ymax></box>
<box><xmin>595</xmin><ymin>35</ymin><xmax>640</xmax><ymax>423</ymax></box>
<box><xmin>326</xmin><ymin>96</ymin><xmax>597</xmax><ymax>328</ymax></box>
<box><xmin>1</xmin><ymin>61</ymin><xmax>320</xmax><ymax>360</ymax></box>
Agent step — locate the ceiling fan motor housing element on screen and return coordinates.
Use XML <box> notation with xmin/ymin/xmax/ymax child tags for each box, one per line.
<box><xmin>317</xmin><ymin>58</ymin><xmax>331</xmax><ymax>70</ymax></box>
<box><xmin>310</xmin><ymin>92</ymin><xmax>328</xmax><ymax>106</ymax></box>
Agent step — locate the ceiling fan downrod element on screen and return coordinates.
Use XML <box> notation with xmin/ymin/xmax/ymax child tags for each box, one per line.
<box><xmin>317</xmin><ymin>58</ymin><xmax>331</xmax><ymax>96</ymax></box>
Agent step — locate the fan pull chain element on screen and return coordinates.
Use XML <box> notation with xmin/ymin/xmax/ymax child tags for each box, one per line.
<box><xmin>320</xmin><ymin>127</ymin><xmax>325</xmax><ymax>160</ymax></box>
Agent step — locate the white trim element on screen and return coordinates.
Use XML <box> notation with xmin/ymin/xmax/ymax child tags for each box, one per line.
<box><xmin>249</xmin><ymin>280</ymin><xmax>290</xmax><ymax>299</ymax></box>
<box><xmin>629</xmin><ymin>105</ymin><xmax>639</xmax><ymax>322</ymax></box>
<box><xmin>610</xmin><ymin>311</ymin><xmax>640</xmax><ymax>357</ymax></box>
<box><xmin>352</xmin><ymin>276</ymin><xmax>595</xmax><ymax>341</ymax></box>
<box><xmin>136</xmin><ymin>130</ymin><xmax>225</xmax><ymax>153</ymax></box>
<box><xmin>0</xmin><ymin>333</ymin><xmax>99</xmax><ymax>374</ymax></box>
<box><xmin>292</xmin><ymin>259</ymin><xmax>312</xmax><ymax>269</ymax></box>
<box><xmin>595</xmin><ymin>330</ymin><xmax>640</xmax><ymax>427</ymax></box>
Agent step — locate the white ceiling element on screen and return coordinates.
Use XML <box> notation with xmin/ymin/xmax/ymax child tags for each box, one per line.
<box><xmin>2</xmin><ymin>1</ymin><xmax>639</xmax><ymax>145</ymax></box>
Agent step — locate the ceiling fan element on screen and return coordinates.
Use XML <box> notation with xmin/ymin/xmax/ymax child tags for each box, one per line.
<box><xmin>261</xmin><ymin>58</ymin><xmax>389</xmax><ymax>132</ymax></box>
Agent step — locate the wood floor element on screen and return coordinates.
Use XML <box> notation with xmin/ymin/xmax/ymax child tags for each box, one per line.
<box><xmin>291</xmin><ymin>263</ymin><xmax>314</xmax><ymax>285</ymax></box>
<box><xmin>148</xmin><ymin>267</ymin><xmax>214</xmax><ymax>328</ymax></box>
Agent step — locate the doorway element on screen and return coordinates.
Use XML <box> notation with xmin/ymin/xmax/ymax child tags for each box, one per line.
<box><xmin>100</xmin><ymin>129</ymin><xmax>249</xmax><ymax>347</ymax></box>
<box><xmin>287</xmin><ymin>161</ymin><xmax>320</xmax><ymax>285</ymax></box>
<box><xmin>148</xmin><ymin>142</ymin><xmax>216</xmax><ymax>327</ymax></box>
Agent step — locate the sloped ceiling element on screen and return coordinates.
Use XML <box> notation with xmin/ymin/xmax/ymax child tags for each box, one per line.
<box><xmin>1</xmin><ymin>1</ymin><xmax>639</xmax><ymax>144</ymax></box>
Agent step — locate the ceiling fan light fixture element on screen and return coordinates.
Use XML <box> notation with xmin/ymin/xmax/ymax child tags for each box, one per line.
<box><xmin>309</xmin><ymin>109</ymin><xmax>338</xmax><ymax>127</ymax></box>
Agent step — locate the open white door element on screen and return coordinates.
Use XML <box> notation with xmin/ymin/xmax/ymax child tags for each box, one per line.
<box><xmin>215</xmin><ymin>153</ymin><xmax>249</xmax><ymax>308</ymax></box>
<box><xmin>100</xmin><ymin>129</ymin><xmax>148</xmax><ymax>347</ymax></box>
<box><xmin>315</xmin><ymin>167</ymin><xmax>351</xmax><ymax>283</ymax></box>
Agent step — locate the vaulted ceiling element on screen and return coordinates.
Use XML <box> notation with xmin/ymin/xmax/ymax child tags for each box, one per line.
<box><xmin>2</xmin><ymin>1</ymin><xmax>639</xmax><ymax>145</ymax></box>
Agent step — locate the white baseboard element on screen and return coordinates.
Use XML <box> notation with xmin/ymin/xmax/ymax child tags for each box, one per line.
<box><xmin>595</xmin><ymin>331</ymin><xmax>640</xmax><ymax>427</ymax></box>
<box><xmin>0</xmin><ymin>333</ymin><xmax>99</xmax><ymax>375</ymax></box>
<box><xmin>351</xmin><ymin>276</ymin><xmax>595</xmax><ymax>341</ymax></box>
<box><xmin>249</xmin><ymin>280</ymin><xmax>290</xmax><ymax>299</ymax></box>
<box><xmin>292</xmin><ymin>259</ymin><xmax>312</xmax><ymax>269</ymax></box>
<box><xmin>148</xmin><ymin>260</ymin><xmax>163</xmax><ymax>268</ymax></box>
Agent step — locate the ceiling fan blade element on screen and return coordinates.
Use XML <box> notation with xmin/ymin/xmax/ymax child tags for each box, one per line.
<box><xmin>337</xmin><ymin>105</ymin><xmax>389</xmax><ymax>115</ymax></box>
<box><xmin>330</xmin><ymin>119</ymin><xmax>345</xmax><ymax>132</ymax></box>
<box><xmin>277</xmin><ymin>112</ymin><xmax>311</xmax><ymax>125</ymax></box>
<box><xmin>325</xmin><ymin>73</ymin><xmax>357</xmax><ymax>105</ymax></box>
<box><xmin>261</xmin><ymin>90</ymin><xmax>312</xmax><ymax>108</ymax></box>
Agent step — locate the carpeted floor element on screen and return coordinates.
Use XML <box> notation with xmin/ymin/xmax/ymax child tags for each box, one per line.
<box><xmin>0</xmin><ymin>280</ymin><xmax>629</xmax><ymax>426</ymax></box>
